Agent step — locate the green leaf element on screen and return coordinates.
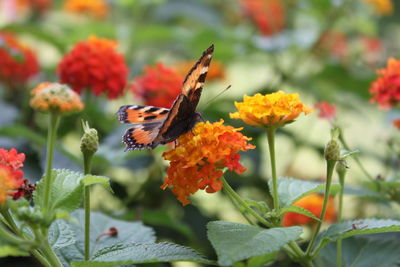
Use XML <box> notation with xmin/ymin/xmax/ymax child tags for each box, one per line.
<box><xmin>48</xmin><ymin>220</ymin><xmax>76</xmax><ymax>250</ymax></box>
<box><xmin>316</xmin><ymin>219</ymin><xmax>400</xmax><ymax>250</ymax></box>
<box><xmin>0</xmin><ymin>238</ymin><xmax>29</xmax><ymax>257</ymax></box>
<box><xmin>71</xmin><ymin>242</ymin><xmax>212</xmax><ymax>266</ymax></box>
<box><xmin>34</xmin><ymin>169</ymin><xmax>85</xmax><ymax>213</ymax></box>
<box><xmin>207</xmin><ymin>221</ymin><xmax>302</xmax><ymax>266</ymax></box>
<box><xmin>315</xmin><ymin>235</ymin><xmax>400</xmax><ymax>267</ymax></box>
<box><xmin>269</xmin><ymin>177</ymin><xmax>340</xmax><ymax>208</ymax></box>
<box><xmin>82</xmin><ymin>175</ymin><xmax>113</xmax><ymax>193</ymax></box>
<box><xmin>280</xmin><ymin>206</ymin><xmax>321</xmax><ymax>222</ymax></box>
<box><xmin>247</xmin><ymin>252</ymin><xmax>277</xmax><ymax>267</ymax></box>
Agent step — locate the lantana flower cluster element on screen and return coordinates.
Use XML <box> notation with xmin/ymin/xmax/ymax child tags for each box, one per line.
<box><xmin>162</xmin><ymin>120</ymin><xmax>255</xmax><ymax>205</ymax></box>
<box><xmin>0</xmin><ymin>148</ymin><xmax>25</xmax><ymax>204</ymax></box>
<box><xmin>64</xmin><ymin>0</ymin><xmax>108</xmax><ymax>18</ymax></box>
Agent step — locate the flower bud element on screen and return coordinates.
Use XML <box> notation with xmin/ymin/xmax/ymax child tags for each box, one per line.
<box><xmin>80</xmin><ymin>121</ymin><xmax>99</xmax><ymax>157</ymax></box>
<box><xmin>324</xmin><ymin>139</ymin><xmax>341</xmax><ymax>161</ymax></box>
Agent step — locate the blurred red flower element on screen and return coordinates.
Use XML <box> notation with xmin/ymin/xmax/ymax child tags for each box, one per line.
<box><xmin>314</xmin><ymin>101</ymin><xmax>336</xmax><ymax>121</ymax></box>
<box><xmin>393</xmin><ymin>119</ymin><xmax>400</xmax><ymax>129</ymax></box>
<box><xmin>58</xmin><ymin>36</ymin><xmax>128</xmax><ymax>99</ymax></box>
<box><xmin>0</xmin><ymin>32</ymin><xmax>39</xmax><ymax>89</ymax></box>
<box><xmin>0</xmin><ymin>148</ymin><xmax>25</xmax><ymax>203</ymax></box>
<box><xmin>283</xmin><ymin>193</ymin><xmax>336</xmax><ymax>227</ymax></box>
<box><xmin>130</xmin><ymin>63</ymin><xmax>184</xmax><ymax>108</ymax></box>
<box><xmin>319</xmin><ymin>31</ymin><xmax>348</xmax><ymax>60</ymax></box>
<box><xmin>18</xmin><ymin>0</ymin><xmax>52</xmax><ymax>14</ymax></box>
<box><xmin>369</xmin><ymin>58</ymin><xmax>400</xmax><ymax>109</ymax></box>
<box><xmin>240</xmin><ymin>0</ymin><xmax>286</xmax><ymax>36</ymax></box>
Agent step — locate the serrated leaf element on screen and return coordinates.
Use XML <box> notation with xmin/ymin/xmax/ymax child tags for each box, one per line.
<box><xmin>207</xmin><ymin>221</ymin><xmax>302</xmax><ymax>266</ymax></box>
<box><xmin>315</xmin><ymin>219</ymin><xmax>400</xmax><ymax>250</ymax></box>
<box><xmin>57</xmin><ymin>210</ymin><xmax>156</xmax><ymax>265</ymax></box>
<box><xmin>34</xmin><ymin>169</ymin><xmax>84</xmax><ymax>213</ymax></box>
<box><xmin>48</xmin><ymin>220</ymin><xmax>76</xmax><ymax>250</ymax></box>
<box><xmin>70</xmin><ymin>242</ymin><xmax>212</xmax><ymax>266</ymax></box>
<box><xmin>269</xmin><ymin>177</ymin><xmax>340</xmax><ymax>208</ymax></box>
<box><xmin>280</xmin><ymin>206</ymin><xmax>321</xmax><ymax>222</ymax></box>
<box><xmin>82</xmin><ymin>175</ymin><xmax>113</xmax><ymax>193</ymax></box>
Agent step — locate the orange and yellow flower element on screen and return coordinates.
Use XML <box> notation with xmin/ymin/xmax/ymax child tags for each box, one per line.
<box><xmin>175</xmin><ymin>60</ymin><xmax>225</xmax><ymax>81</ymax></box>
<box><xmin>369</xmin><ymin>58</ymin><xmax>400</xmax><ymax>109</ymax></box>
<box><xmin>230</xmin><ymin>91</ymin><xmax>313</xmax><ymax>128</ymax></box>
<box><xmin>162</xmin><ymin>120</ymin><xmax>255</xmax><ymax>205</ymax></box>
<box><xmin>240</xmin><ymin>0</ymin><xmax>286</xmax><ymax>36</ymax></box>
<box><xmin>58</xmin><ymin>36</ymin><xmax>128</xmax><ymax>99</ymax></box>
<box><xmin>363</xmin><ymin>0</ymin><xmax>393</xmax><ymax>16</ymax></box>
<box><xmin>64</xmin><ymin>0</ymin><xmax>108</xmax><ymax>18</ymax></box>
<box><xmin>131</xmin><ymin>63</ymin><xmax>183</xmax><ymax>108</ymax></box>
<box><xmin>0</xmin><ymin>148</ymin><xmax>25</xmax><ymax>203</ymax></box>
<box><xmin>283</xmin><ymin>193</ymin><xmax>336</xmax><ymax>227</ymax></box>
<box><xmin>30</xmin><ymin>82</ymin><xmax>84</xmax><ymax>114</ymax></box>
<box><xmin>0</xmin><ymin>32</ymin><xmax>39</xmax><ymax>90</ymax></box>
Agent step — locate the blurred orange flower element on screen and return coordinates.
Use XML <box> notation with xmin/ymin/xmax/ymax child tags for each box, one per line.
<box><xmin>175</xmin><ymin>60</ymin><xmax>225</xmax><ymax>81</ymax></box>
<box><xmin>314</xmin><ymin>101</ymin><xmax>336</xmax><ymax>121</ymax></box>
<box><xmin>393</xmin><ymin>119</ymin><xmax>400</xmax><ymax>129</ymax></box>
<box><xmin>363</xmin><ymin>0</ymin><xmax>393</xmax><ymax>16</ymax></box>
<box><xmin>162</xmin><ymin>120</ymin><xmax>255</xmax><ymax>206</ymax></box>
<box><xmin>283</xmin><ymin>193</ymin><xmax>336</xmax><ymax>227</ymax></box>
<box><xmin>30</xmin><ymin>82</ymin><xmax>84</xmax><ymax>114</ymax></box>
<box><xmin>230</xmin><ymin>91</ymin><xmax>313</xmax><ymax>128</ymax></box>
<box><xmin>0</xmin><ymin>148</ymin><xmax>25</xmax><ymax>203</ymax></box>
<box><xmin>58</xmin><ymin>36</ymin><xmax>128</xmax><ymax>99</ymax></box>
<box><xmin>0</xmin><ymin>32</ymin><xmax>39</xmax><ymax>89</ymax></box>
<box><xmin>64</xmin><ymin>0</ymin><xmax>108</xmax><ymax>18</ymax></box>
<box><xmin>369</xmin><ymin>58</ymin><xmax>400</xmax><ymax>109</ymax></box>
<box><xmin>131</xmin><ymin>63</ymin><xmax>183</xmax><ymax>108</ymax></box>
<box><xmin>17</xmin><ymin>0</ymin><xmax>52</xmax><ymax>14</ymax></box>
<box><xmin>240</xmin><ymin>0</ymin><xmax>285</xmax><ymax>36</ymax></box>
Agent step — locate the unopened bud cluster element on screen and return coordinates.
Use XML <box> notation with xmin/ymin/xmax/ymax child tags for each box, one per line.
<box><xmin>80</xmin><ymin>121</ymin><xmax>99</xmax><ymax>156</ymax></box>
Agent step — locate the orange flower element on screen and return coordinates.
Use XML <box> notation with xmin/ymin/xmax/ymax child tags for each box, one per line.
<box><xmin>175</xmin><ymin>60</ymin><xmax>225</xmax><ymax>81</ymax></box>
<box><xmin>64</xmin><ymin>0</ymin><xmax>108</xmax><ymax>18</ymax></box>
<box><xmin>30</xmin><ymin>82</ymin><xmax>84</xmax><ymax>114</ymax></box>
<box><xmin>131</xmin><ymin>63</ymin><xmax>184</xmax><ymax>108</ymax></box>
<box><xmin>0</xmin><ymin>148</ymin><xmax>25</xmax><ymax>203</ymax></box>
<box><xmin>363</xmin><ymin>0</ymin><xmax>393</xmax><ymax>16</ymax></box>
<box><xmin>0</xmin><ymin>32</ymin><xmax>39</xmax><ymax>89</ymax></box>
<box><xmin>393</xmin><ymin>119</ymin><xmax>400</xmax><ymax>129</ymax></box>
<box><xmin>314</xmin><ymin>101</ymin><xmax>336</xmax><ymax>121</ymax></box>
<box><xmin>230</xmin><ymin>91</ymin><xmax>313</xmax><ymax>128</ymax></box>
<box><xmin>58</xmin><ymin>36</ymin><xmax>128</xmax><ymax>99</ymax></box>
<box><xmin>162</xmin><ymin>120</ymin><xmax>255</xmax><ymax>205</ymax></box>
<box><xmin>283</xmin><ymin>193</ymin><xmax>336</xmax><ymax>227</ymax></box>
<box><xmin>240</xmin><ymin>0</ymin><xmax>285</xmax><ymax>36</ymax></box>
<box><xmin>369</xmin><ymin>58</ymin><xmax>400</xmax><ymax>109</ymax></box>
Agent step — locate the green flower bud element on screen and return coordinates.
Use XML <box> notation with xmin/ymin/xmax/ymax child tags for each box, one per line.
<box><xmin>324</xmin><ymin>128</ymin><xmax>341</xmax><ymax>161</ymax></box>
<box><xmin>80</xmin><ymin>121</ymin><xmax>99</xmax><ymax>156</ymax></box>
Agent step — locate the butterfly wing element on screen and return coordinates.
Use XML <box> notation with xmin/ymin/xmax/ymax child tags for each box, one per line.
<box><xmin>117</xmin><ymin>105</ymin><xmax>170</xmax><ymax>124</ymax></box>
<box><xmin>122</xmin><ymin>121</ymin><xmax>165</xmax><ymax>150</ymax></box>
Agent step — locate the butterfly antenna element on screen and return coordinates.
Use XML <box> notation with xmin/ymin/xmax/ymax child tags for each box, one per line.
<box><xmin>203</xmin><ymin>85</ymin><xmax>231</xmax><ymax>109</ymax></box>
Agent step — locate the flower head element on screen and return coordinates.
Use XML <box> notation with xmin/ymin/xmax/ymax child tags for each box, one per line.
<box><xmin>314</xmin><ymin>101</ymin><xmax>336</xmax><ymax>121</ymax></box>
<box><xmin>363</xmin><ymin>0</ymin><xmax>393</xmax><ymax>16</ymax></box>
<box><xmin>0</xmin><ymin>32</ymin><xmax>39</xmax><ymax>89</ymax></box>
<box><xmin>64</xmin><ymin>0</ymin><xmax>108</xmax><ymax>18</ymax></box>
<box><xmin>369</xmin><ymin>58</ymin><xmax>400</xmax><ymax>109</ymax></box>
<box><xmin>30</xmin><ymin>82</ymin><xmax>84</xmax><ymax>114</ymax></box>
<box><xmin>240</xmin><ymin>0</ymin><xmax>286</xmax><ymax>36</ymax></box>
<box><xmin>162</xmin><ymin>120</ymin><xmax>255</xmax><ymax>205</ymax></box>
<box><xmin>0</xmin><ymin>148</ymin><xmax>25</xmax><ymax>203</ymax></box>
<box><xmin>283</xmin><ymin>193</ymin><xmax>336</xmax><ymax>227</ymax></box>
<box><xmin>131</xmin><ymin>63</ymin><xmax>184</xmax><ymax>108</ymax></box>
<box><xmin>230</xmin><ymin>91</ymin><xmax>313</xmax><ymax>128</ymax></box>
<box><xmin>175</xmin><ymin>60</ymin><xmax>225</xmax><ymax>81</ymax></box>
<box><xmin>58</xmin><ymin>36</ymin><xmax>128</xmax><ymax>99</ymax></box>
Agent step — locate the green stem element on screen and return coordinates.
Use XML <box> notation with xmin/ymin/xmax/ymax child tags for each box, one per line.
<box><xmin>32</xmin><ymin>228</ymin><xmax>63</xmax><ymax>267</ymax></box>
<box><xmin>336</xmin><ymin>168</ymin><xmax>346</xmax><ymax>267</ymax></box>
<box><xmin>0</xmin><ymin>222</ymin><xmax>36</xmax><ymax>247</ymax></box>
<box><xmin>43</xmin><ymin>112</ymin><xmax>60</xmax><ymax>212</ymax></box>
<box><xmin>83</xmin><ymin>153</ymin><xmax>93</xmax><ymax>261</ymax></box>
<box><xmin>266</xmin><ymin>127</ymin><xmax>279</xmax><ymax>212</ymax></box>
<box><xmin>306</xmin><ymin>160</ymin><xmax>336</xmax><ymax>255</ymax></box>
<box><xmin>222</xmin><ymin>177</ymin><xmax>273</xmax><ymax>227</ymax></box>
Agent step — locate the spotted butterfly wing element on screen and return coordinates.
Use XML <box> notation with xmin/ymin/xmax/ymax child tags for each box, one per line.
<box><xmin>118</xmin><ymin>44</ymin><xmax>214</xmax><ymax>150</ymax></box>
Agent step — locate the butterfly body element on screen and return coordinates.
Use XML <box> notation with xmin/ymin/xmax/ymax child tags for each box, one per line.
<box><xmin>118</xmin><ymin>45</ymin><xmax>214</xmax><ymax>150</ymax></box>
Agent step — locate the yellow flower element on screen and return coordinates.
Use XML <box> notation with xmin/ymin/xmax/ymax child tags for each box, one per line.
<box><xmin>30</xmin><ymin>82</ymin><xmax>84</xmax><ymax>114</ymax></box>
<box><xmin>230</xmin><ymin>91</ymin><xmax>313</xmax><ymax>128</ymax></box>
<box><xmin>64</xmin><ymin>0</ymin><xmax>108</xmax><ymax>18</ymax></box>
<box><xmin>363</xmin><ymin>0</ymin><xmax>393</xmax><ymax>16</ymax></box>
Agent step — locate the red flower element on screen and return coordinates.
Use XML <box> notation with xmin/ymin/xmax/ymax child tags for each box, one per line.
<box><xmin>240</xmin><ymin>0</ymin><xmax>286</xmax><ymax>36</ymax></box>
<box><xmin>18</xmin><ymin>0</ymin><xmax>52</xmax><ymax>14</ymax></box>
<box><xmin>314</xmin><ymin>102</ymin><xmax>336</xmax><ymax>121</ymax></box>
<box><xmin>0</xmin><ymin>32</ymin><xmax>39</xmax><ymax>89</ymax></box>
<box><xmin>130</xmin><ymin>63</ymin><xmax>184</xmax><ymax>108</ymax></box>
<box><xmin>318</xmin><ymin>31</ymin><xmax>348</xmax><ymax>60</ymax></box>
<box><xmin>58</xmin><ymin>36</ymin><xmax>128</xmax><ymax>99</ymax></box>
<box><xmin>369</xmin><ymin>58</ymin><xmax>400</xmax><ymax>109</ymax></box>
<box><xmin>283</xmin><ymin>193</ymin><xmax>336</xmax><ymax>227</ymax></box>
<box><xmin>0</xmin><ymin>148</ymin><xmax>25</xmax><ymax>202</ymax></box>
<box><xmin>360</xmin><ymin>36</ymin><xmax>382</xmax><ymax>66</ymax></box>
<box><xmin>393</xmin><ymin>119</ymin><xmax>400</xmax><ymax>129</ymax></box>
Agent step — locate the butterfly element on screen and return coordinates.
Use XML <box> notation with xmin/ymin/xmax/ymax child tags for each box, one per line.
<box><xmin>117</xmin><ymin>45</ymin><xmax>214</xmax><ymax>150</ymax></box>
